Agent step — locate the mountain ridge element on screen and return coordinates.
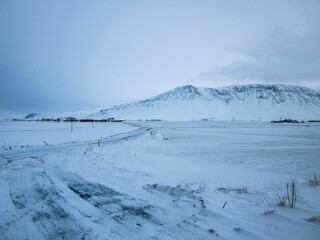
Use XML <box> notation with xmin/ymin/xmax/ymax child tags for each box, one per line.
<box><xmin>90</xmin><ymin>84</ymin><xmax>320</xmax><ymax>121</ymax></box>
<box><xmin>3</xmin><ymin>84</ymin><xmax>319</xmax><ymax>121</ymax></box>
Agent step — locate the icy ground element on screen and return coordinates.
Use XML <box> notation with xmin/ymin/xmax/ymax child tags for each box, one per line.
<box><xmin>0</xmin><ymin>121</ymin><xmax>135</xmax><ymax>150</ymax></box>
<box><xmin>0</xmin><ymin>121</ymin><xmax>319</xmax><ymax>239</ymax></box>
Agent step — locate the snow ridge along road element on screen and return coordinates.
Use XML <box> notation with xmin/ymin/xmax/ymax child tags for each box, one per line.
<box><xmin>0</xmin><ymin>126</ymin><xmax>152</xmax><ymax>162</ymax></box>
<box><xmin>0</xmin><ymin>124</ymin><xmax>159</xmax><ymax>240</ymax></box>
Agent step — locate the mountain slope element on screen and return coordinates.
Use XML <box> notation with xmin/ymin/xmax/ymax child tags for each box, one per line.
<box><xmin>22</xmin><ymin>107</ymin><xmax>104</xmax><ymax>121</ymax></box>
<box><xmin>90</xmin><ymin>84</ymin><xmax>320</xmax><ymax>121</ymax></box>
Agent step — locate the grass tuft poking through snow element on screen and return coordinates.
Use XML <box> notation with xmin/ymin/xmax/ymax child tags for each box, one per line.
<box><xmin>309</xmin><ymin>172</ymin><xmax>320</xmax><ymax>186</ymax></box>
<box><xmin>277</xmin><ymin>180</ymin><xmax>297</xmax><ymax>208</ymax></box>
<box><xmin>217</xmin><ymin>186</ymin><xmax>248</xmax><ymax>194</ymax></box>
<box><xmin>262</xmin><ymin>210</ymin><xmax>277</xmax><ymax>216</ymax></box>
<box><xmin>305</xmin><ymin>216</ymin><xmax>320</xmax><ymax>223</ymax></box>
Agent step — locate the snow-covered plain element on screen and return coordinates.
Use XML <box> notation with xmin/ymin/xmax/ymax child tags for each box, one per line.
<box><xmin>0</xmin><ymin>120</ymin><xmax>319</xmax><ymax>239</ymax></box>
<box><xmin>0</xmin><ymin>121</ymin><xmax>135</xmax><ymax>150</ymax></box>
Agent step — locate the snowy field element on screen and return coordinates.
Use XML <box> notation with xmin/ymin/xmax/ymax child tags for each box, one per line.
<box><xmin>0</xmin><ymin>121</ymin><xmax>135</xmax><ymax>150</ymax></box>
<box><xmin>0</xmin><ymin>121</ymin><xmax>320</xmax><ymax>239</ymax></box>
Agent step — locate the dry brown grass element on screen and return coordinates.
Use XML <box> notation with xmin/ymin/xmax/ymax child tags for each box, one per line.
<box><xmin>263</xmin><ymin>210</ymin><xmax>276</xmax><ymax>216</ymax></box>
<box><xmin>217</xmin><ymin>186</ymin><xmax>248</xmax><ymax>194</ymax></box>
<box><xmin>276</xmin><ymin>193</ymin><xmax>286</xmax><ymax>207</ymax></box>
<box><xmin>276</xmin><ymin>181</ymin><xmax>297</xmax><ymax>208</ymax></box>
<box><xmin>305</xmin><ymin>216</ymin><xmax>320</xmax><ymax>223</ymax></box>
<box><xmin>309</xmin><ymin>172</ymin><xmax>319</xmax><ymax>186</ymax></box>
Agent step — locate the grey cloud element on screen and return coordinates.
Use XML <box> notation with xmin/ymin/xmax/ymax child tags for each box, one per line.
<box><xmin>213</xmin><ymin>27</ymin><xmax>320</xmax><ymax>84</ymax></box>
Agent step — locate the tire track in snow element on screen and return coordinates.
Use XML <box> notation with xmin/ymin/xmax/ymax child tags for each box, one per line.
<box><xmin>0</xmin><ymin>156</ymin><xmax>91</xmax><ymax>239</ymax></box>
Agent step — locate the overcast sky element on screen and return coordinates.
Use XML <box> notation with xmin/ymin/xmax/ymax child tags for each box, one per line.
<box><xmin>1</xmin><ymin>0</ymin><xmax>319</xmax><ymax>112</ymax></box>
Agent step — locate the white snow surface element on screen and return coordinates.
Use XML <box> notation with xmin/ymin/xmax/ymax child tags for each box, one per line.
<box><xmin>0</xmin><ymin>120</ymin><xmax>319</xmax><ymax>239</ymax></box>
<box><xmin>0</xmin><ymin>121</ymin><xmax>135</xmax><ymax>150</ymax></box>
<box><xmin>91</xmin><ymin>84</ymin><xmax>320</xmax><ymax>121</ymax></box>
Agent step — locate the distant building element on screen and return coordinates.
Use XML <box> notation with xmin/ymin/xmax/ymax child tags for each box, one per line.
<box><xmin>65</xmin><ymin>117</ymin><xmax>77</xmax><ymax>122</ymax></box>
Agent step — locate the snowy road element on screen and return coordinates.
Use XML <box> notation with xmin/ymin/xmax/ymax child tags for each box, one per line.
<box><xmin>0</xmin><ymin>125</ymin><xmax>162</xmax><ymax>239</ymax></box>
<box><xmin>1</xmin><ymin>121</ymin><xmax>320</xmax><ymax>239</ymax></box>
<box><xmin>0</xmin><ymin>126</ymin><xmax>151</xmax><ymax>163</ymax></box>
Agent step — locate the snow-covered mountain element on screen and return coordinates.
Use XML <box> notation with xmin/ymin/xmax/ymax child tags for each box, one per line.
<box><xmin>90</xmin><ymin>84</ymin><xmax>320</xmax><ymax>121</ymax></box>
<box><xmin>22</xmin><ymin>107</ymin><xmax>104</xmax><ymax>121</ymax></box>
